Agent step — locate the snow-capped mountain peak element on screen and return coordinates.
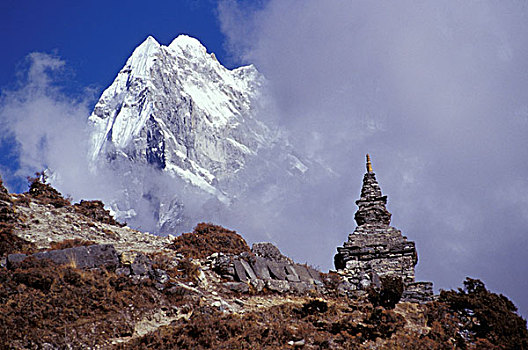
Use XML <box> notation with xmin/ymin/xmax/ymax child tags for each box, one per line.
<box><xmin>87</xmin><ymin>34</ymin><xmax>309</xmax><ymax>233</ymax></box>
<box><xmin>168</xmin><ymin>35</ymin><xmax>207</xmax><ymax>57</ymax></box>
<box><xmin>127</xmin><ymin>36</ymin><xmax>161</xmax><ymax>78</ymax></box>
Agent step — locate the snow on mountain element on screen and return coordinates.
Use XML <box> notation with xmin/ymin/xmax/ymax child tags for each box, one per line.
<box><xmin>88</xmin><ymin>35</ymin><xmax>310</xmax><ymax>233</ymax></box>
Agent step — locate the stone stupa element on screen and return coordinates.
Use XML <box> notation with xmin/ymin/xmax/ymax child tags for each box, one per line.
<box><xmin>334</xmin><ymin>155</ymin><xmax>433</xmax><ymax>302</ymax></box>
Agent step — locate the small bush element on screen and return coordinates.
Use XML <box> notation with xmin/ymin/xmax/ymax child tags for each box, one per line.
<box><xmin>73</xmin><ymin>200</ymin><xmax>124</xmax><ymax>227</ymax></box>
<box><xmin>168</xmin><ymin>223</ymin><xmax>251</xmax><ymax>259</ymax></box>
<box><xmin>0</xmin><ymin>228</ymin><xmax>34</xmax><ymax>256</ymax></box>
<box><xmin>13</xmin><ymin>195</ymin><xmax>30</xmax><ymax>206</ymax></box>
<box><xmin>26</xmin><ymin>172</ymin><xmax>70</xmax><ymax>208</ymax></box>
<box><xmin>321</xmin><ymin>271</ymin><xmax>343</xmax><ymax>297</ymax></box>
<box><xmin>174</xmin><ymin>258</ymin><xmax>200</xmax><ymax>281</ymax></box>
<box><xmin>424</xmin><ymin>301</ymin><xmax>466</xmax><ymax>348</ymax></box>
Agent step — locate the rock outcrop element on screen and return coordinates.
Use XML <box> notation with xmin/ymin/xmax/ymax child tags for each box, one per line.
<box><xmin>10</xmin><ymin>193</ymin><xmax>169</xmax><ymax>255</ymax></box>
<box><xmin>334</xmin><ymin>155</ymin><xmax>433</xmax><ymax>302</ymax></box>
<box><xmin>207</xmin><ymin>243</ymin><xmax>324</xmax><ymax>295</ymax></box>
<box><xmin>251</xmin><ymin>242</ymin><xmax>294</xmax><ymax>264</ymax></box>
<box><xmin>7</xmin><ymin>244</ymin><xmax>119</xmax><ymax>270</ymax></box>
<box><xmin>0</xmin><ymin>177</ymin><xmax>34</xmax><ymax>256</ymax></box>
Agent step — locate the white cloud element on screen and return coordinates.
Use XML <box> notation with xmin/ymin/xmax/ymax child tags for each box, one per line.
<box><xmin>0</xmin><ymin>53</ymin><xmax>94</xmax><ymax>196</ymax></box>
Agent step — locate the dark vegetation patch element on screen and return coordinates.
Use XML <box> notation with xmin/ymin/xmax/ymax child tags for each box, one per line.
<box><xmin>438</xmin><ymin>277</ymin><xmax>528</xmax><ymax>350</ymax></box>
<box><xmin>423</xmin><ymin>300</ymin><xmax>468</xmax><ymax>349</ymax></box>
<box><xmin>0</xmin><ymin>257</ymin><xmax>180</xmax><ymax>349</ymax></box>
<box><xmin>168</xmin><ymin>223</ymin><xmax>251</xmax><ymax>259</ymax></box>
<box><xmin>74</xmin><ymin>200</ymin><xmax>125</xmax><ymax>227</ymax></box>
<box><xmin>0</xmin><ymin>225</ymin><xmax>31</xmax><ymax>257</ymax></box>
<box><xmin>298</xmin><ymin>298</ymin><xmax>329</xmax><ymax>317</ymax></box>
<box><xmin>173</xmin><ymin>258</ymin><xmax>201</xmax><ymax>281</ymax></box>
<box><xmin>367</xmin><ymin>275</ymin><xmax>404</xmax><ymax>309</ymax></box>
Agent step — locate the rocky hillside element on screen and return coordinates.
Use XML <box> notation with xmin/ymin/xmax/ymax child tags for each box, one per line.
<box><xmin>1</xmin><ymin>176</ymin><xmax>527</xmax><ymax>349</ymax></box>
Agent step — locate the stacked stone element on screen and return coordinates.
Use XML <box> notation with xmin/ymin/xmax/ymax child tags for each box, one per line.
<box><xmin>334</xmin><ymin>156</ymin><xmax>433</xmax><ymax>302</ymax></box>
<box><xmin>354</xmin><ymin>172</ymin><xmax>391</xmax><ymax>227</ymax></box>
<box><xmin>208</xmin><ymin>243</ymin><xmax>324</xmax><ymax>295</ymax></box>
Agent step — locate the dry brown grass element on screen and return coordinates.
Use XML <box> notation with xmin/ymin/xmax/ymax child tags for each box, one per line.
<box><xmin>49</xmin><ymin>238</ymin><xmax>96</xmax><ymax>250</ymax></box>
<box><xmin>0</xmin><ymin>257</ymin><xmax>183</xmax><ymax>349</ymax></box>
<box><xmin>122</xmin><ymin>297</ymin><xmax>410</xmax><ymax>349</ymax></box>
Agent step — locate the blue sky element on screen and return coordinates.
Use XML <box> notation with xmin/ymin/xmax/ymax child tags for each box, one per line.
<box><xmin>0</xmin><ymin>1</ymin><xmax>233</xmax><ymax>91</ymax></box>
<box><xmin>1</xmin><ymin>0</ymin><xmax>528</xmax><ymax>317</ymax></box>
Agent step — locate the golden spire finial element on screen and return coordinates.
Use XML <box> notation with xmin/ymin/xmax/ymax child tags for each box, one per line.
<box><xmin>366</xmin><ymin>154</ymin><xmax>373</xmax><ymax>173</ymax></box>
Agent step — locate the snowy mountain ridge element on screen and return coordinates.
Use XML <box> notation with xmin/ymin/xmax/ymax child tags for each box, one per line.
<box><xmin>87</xmin><ymin>35</ymin><xmax>309</xmax><ymax>233</ymax></box>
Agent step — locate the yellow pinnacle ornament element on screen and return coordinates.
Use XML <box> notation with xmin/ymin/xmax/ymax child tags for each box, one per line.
<box><xmin>366</xmin><ymin>154</ymin><xmax>373</xmax><ymax>173</ymax></box>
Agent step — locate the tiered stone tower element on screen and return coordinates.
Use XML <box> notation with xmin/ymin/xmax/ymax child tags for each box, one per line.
<box><xmin>334</xmin><ymin>155</ymin><xmax>433</xmax><ymax>302</ymax></box>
